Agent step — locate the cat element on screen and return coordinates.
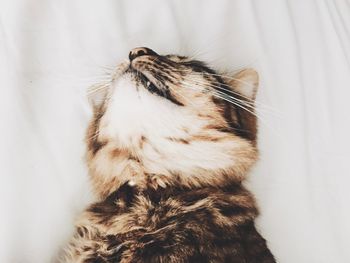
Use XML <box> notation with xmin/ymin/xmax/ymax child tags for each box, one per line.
<box><xmin>61</xmin><ymin>47</ymin><xmax>276</xmax><ymax>263</ymax></box>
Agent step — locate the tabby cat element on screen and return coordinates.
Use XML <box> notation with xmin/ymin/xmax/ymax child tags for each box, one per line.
<box><xmin>61</xmin><ymin>47</ymin><xmax>276</xmax><ymax>263</ymax></box>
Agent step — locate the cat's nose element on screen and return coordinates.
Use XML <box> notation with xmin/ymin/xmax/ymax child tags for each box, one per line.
<box><xmin>129</xmin><ymin>47</ymin><xmax>158</xmax><ymax>61</ymax></box>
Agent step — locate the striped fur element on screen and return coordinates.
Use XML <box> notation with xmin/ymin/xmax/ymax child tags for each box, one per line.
<box><xmin>61</xmin><ymin>48</ymin><xmax>275</xmax><ymax>262</ymax></box>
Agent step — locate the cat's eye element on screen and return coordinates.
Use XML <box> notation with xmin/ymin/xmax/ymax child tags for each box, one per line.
<box><xmin>165</xmin><ymin>55</ymin><xmax>188</xmax><ymax>63</ymax></box>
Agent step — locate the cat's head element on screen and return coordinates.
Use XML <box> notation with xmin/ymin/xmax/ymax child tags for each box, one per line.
<box><xmin>87</xmin><ymin>47</ymin><xmax>259</xmax><ymax>198</ymax></box>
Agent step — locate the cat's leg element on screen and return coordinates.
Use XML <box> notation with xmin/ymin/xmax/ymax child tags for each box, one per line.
<box><xmin>59</xmin><ymin>183</ymin><xmax>139</xmax><ymax>263</ymax></box>
<box><xmin>238</xmin><ymin>221</ymin><xmax>276</xmax><ymax>263</ymax></box>
<box><xmin>59</xmin><ymin>225</ymin><xmax>126</xmax><ymax>263</ymax></box>
<box><xmin>58</xmin><ymin>226</ymin><xmax>102</xmax><ymax>263</ymax></box>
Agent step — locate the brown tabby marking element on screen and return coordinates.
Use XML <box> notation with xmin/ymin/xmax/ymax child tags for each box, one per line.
<box><xmin>61</xmin><ymin>47</ymin><xmax>275</xmax><ymax>263</ymax></box>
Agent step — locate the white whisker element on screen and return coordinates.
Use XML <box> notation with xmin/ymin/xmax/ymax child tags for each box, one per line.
<box><xmin>183</xmin><ymin>78</ymin><xmax>281</xmax><ymax>116</ymax></box>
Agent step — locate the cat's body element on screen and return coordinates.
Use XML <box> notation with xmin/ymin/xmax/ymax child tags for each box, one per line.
<box><xmin>61</xmin><ymin>48</ymin><xmax>276</xmax><ymax>263</ymax></box>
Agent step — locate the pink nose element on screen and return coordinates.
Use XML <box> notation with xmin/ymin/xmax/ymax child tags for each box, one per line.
<box><xmin>129</xmin><ymin>47</ymin><xmax>158</xmax><ymax>61</ymax></box>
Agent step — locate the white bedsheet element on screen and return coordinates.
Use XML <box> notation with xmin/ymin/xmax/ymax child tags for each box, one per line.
<box><xmin>1</xmin><ymin>0</ymin><xmax>350</xmax><ymax>262</ymax></box>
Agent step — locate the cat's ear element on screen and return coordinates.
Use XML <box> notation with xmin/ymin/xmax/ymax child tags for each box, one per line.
<box><xmin>226</xmin><ymin>69</ymin><xmax>259</xmax><ymax>143</ymax></box>
<box><xmin>227</xmin><ymin>68</ymin><xmax>258</xmax><ymax>101</ymax></box>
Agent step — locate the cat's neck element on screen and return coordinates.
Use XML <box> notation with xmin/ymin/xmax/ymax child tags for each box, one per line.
<box><xmin>86</xmin><ymin>138</ymin><xmax>257</xmax><ymax>200</ymax></box>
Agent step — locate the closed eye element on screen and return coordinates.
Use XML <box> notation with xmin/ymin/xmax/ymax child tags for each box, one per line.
<box><xmin>135</xmin><ymin>70</ymin><xmax>184</xmax><ymax>106</ymax></box>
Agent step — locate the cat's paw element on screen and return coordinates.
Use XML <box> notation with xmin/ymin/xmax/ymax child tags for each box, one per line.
<box><xmin>147</xmin><ymin>174</ymin><xmax>170</xmax><ymax>189</ymax></box>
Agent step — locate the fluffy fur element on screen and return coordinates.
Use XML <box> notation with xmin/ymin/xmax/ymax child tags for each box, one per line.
<box><xmin>61</xmin><ymin>47</ymin><xmax>275</xmax><ymax>262</ymax></box>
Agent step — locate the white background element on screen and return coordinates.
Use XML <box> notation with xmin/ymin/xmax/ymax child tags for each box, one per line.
<box><xmin>1</xmin><ymin>0</ymin><xmax>350</xmax><ymax>262</ymax></box>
